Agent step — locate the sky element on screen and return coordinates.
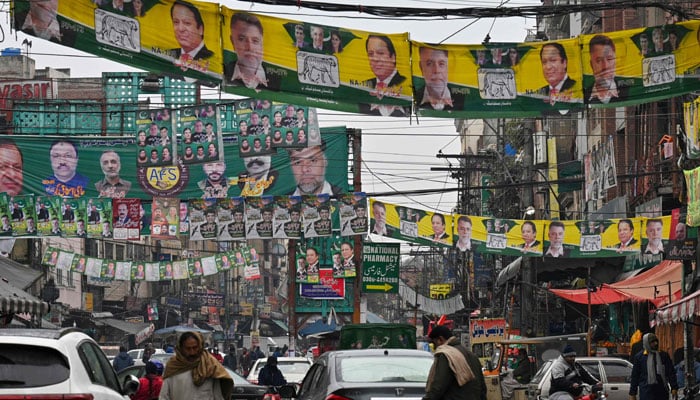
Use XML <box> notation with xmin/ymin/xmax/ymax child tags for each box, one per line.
<box><xmin>0</xmin><ymin>0</ymin><xmax>541</xmax><ymax>215</ymax></box>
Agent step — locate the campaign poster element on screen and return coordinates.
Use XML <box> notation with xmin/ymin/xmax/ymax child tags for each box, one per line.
<box><xmin>189</xmin><ymin>199</ymin><xmax>217</xmax><ymax>241</ymax></box>
<box><xmin>245</xmin><ymin>196</ymin><xmax>274</xmax><ymax>239</ymax></box>
<box><xmin>113</xmin><ymin>198</ymin><xmax>141</xmax><ymax>240</ymax></box>
<box><xmin>177</xmin><ymin>104</ymin><xmax>224</xmax><ymax>166</ymax></box>
<box><xmin>302</xmin><ymin>194</ymin><xmax>332</xmax><ymax>238</ymax></box>
<box><xmin>151</xmin><ymin>197</ymin><xmax>179</xmax><ymax>239</ymax></box>
<box><xmin>8</xmin><ymin>195</ymin><xmax>36</xmax><ymax>237</ymax></box>
<box><xmin>135</xmin><ymin>108</ymin><xmax>176</xmax><ymax>168</ymax></box>
<box><xmin>85</xmin><ymin>198</ymin><xmax>112</xmax><ymax>239</ymax></box>
<box><xmin>338</xmin><ymin>192</ymin><xmax>368</xmax><ymax>236</ymax></box>
<box><xmin>273</xmin><ymin>195</ymin><xmax>302</xmax><ymax>239</ymax></box>
<box><xmin>35</xmin><ymin>196</ymin><xmax>62</xmax><ymax>237</ymax></box>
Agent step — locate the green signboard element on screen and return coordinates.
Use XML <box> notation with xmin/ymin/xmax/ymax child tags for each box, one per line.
<box><xmin>361</xmin><ymin>243</ymin><xmax>400</xmax><ymax>293</ymax></box>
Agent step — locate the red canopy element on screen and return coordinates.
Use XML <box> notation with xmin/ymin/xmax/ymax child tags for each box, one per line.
<box><xmin>549</xmin><ymin>260</ymin><xmax>682</xmax><ymax>307</ymax></box>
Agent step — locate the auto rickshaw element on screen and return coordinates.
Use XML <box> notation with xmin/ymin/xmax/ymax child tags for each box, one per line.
<box><xmin>482</xmin><ymin>333</ymin><xmax>588</xmax><ymax>400</ymax></box>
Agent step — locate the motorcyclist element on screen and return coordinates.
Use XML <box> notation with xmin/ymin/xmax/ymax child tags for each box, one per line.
<box><xmin>258</xmin><ymin>356</ymin><xmax>287</xmax><ymax>387</ymax></box>
<box><xmin>549</xmin><ymin>345</ymin><xmax>601</xmax><ymax>400</ymax></box>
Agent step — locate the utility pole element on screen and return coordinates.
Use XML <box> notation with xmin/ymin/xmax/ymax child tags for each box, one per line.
<box><xmin>520</xmin><ymin>122</ymin><xmax>535</xmax><ymax>337</ymax></box>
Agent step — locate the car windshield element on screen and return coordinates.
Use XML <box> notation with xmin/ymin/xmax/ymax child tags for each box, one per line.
<box><xmin>278</xmin><ymin>361</ymin><xmax>311</xmax><ymax>376</ymax></box>
<box><xmin>0</xmin><ymin>344</ymin><xmax>70</xmax><ymax>388</ymax></box>
<box><xmin>337</xmin><ymin>355</ymin><xmax>433</xmax><ymax>383</ymax></box>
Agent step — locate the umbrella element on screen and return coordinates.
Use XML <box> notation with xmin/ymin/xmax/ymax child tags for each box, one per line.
<box><xmin>154</xmin><ymin>324</ymin><xmax>211</xmax><ymax>335</ymax></box>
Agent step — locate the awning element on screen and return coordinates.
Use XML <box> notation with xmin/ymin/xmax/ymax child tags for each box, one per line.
<box><xmin>153</xmin><ymin>324</ymin><xmax>211</xmax><ymax>335</ymax></box>
<box><xmin>549</xmin><ymin>260</ymin><xmax>682</xmax><ymax>307</ymax></box>
<box><xmin>0</xmin><ymin>277</ymin><xmax>49</xmax><ymax>315</ymax></box>
<box><xmin>653</xmin><ymin>290</ymin><xmax>700</xmax><ymax>326</ymax></box>
<box><xmin>496</xmin><ymin>257</ymin><xmax>521</xmax><ymax>287</ymax></box>
<box><xmin>97</xmin><ymin>318</ymin><xmax>153</xmax><ymax>335</ymax></box>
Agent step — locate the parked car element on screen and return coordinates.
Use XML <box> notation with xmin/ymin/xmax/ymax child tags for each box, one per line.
<box><xmin>247</xmin><ymin>357</ymin><xmax>313</xmax><ymax>384</ymax></box>
<box><xmin>278</xmin><ymin>349</ymin><xmax>433</xmax><ymax>400</ymax></box>
<box><xmin>0</xmin><ymin>328</ymin><xmax>140</xmax><ymax>400</ymax></box>
<box><xmin>526</xmin><ymin>356</ymin><xmax>633</xmax><ymax>400</ymax></box>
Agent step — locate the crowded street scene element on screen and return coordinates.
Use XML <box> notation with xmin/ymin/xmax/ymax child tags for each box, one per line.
<box><xmin>1</xmin><ymin>0</ymin><xmax>700</xmax><ymax>400</ymax></box>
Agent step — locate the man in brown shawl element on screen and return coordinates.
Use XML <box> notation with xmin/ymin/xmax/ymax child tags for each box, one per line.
<box><xmin>160</xmin><ymin>331</ymin><xmax>233</xmax><ymax>400</ymax></box>
<box><xmin>424</xmin><ymin>325</ymin><xmax>486</xmax><ymax>400</ymax></box>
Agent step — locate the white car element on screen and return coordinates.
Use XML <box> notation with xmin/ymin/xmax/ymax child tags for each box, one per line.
<box><xmin>526</xmin><ymin>356</ymin><xmax>633</xmax><ymax>400</ymax></box>
<box><xmin>247</xmin><ymin>357</ymin><xmax>313</xmax><ymax>384</ymax></box>
<box><xmin>0</xmin><ymin>328</ymin><xmax>140</xmax><ymax>400</ymax></box>
<box><xmin>128</xmin><ymin>347</ymin><xmax>166</xmax><ymax>366</ymax></box>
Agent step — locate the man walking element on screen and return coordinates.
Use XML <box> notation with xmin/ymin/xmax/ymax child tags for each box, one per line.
<box><xmin>423</xmin><ymin>325</ymin><xmax>486</xmax><ymax>400</ymax></box>
<box><xmin>630</xmin><ymin>332</ymin><xmax>678</xmax><ymax>400</ymax></box>
<box><xmin>160</xmin><ymin>331</ymin><xmax>233</xmax><ymax>400</ymax></box>
<box><xmin>112</xmin><ymin>345</ymin><xmax>134</xmax><ymax>372</ymax></box>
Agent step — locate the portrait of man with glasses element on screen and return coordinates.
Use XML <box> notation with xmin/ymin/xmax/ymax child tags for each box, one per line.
<box><xmin>43</xmin><ymin>140</ymin><xmax>89</xmax><ymax>198</ymax></box>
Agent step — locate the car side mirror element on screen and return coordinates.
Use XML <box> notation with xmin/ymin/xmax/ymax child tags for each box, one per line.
<box><xmin>122</xmin><ymin>374</ymin><xmax>140</xmax><ymax>396</ymax></box>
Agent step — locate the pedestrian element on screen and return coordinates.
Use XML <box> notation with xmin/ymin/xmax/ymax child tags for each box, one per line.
<box><xmin>239</xmin><ymin>347</ymin><xmax>251</xmax><ymax>376</ymax></box>
<box><xmin>254</xmin><ymin>345</ymin><xmax>265</xmax><ymax>360</ymax></box>
<box><xmin>549</xmin><ymin>344</ymin><xmax>600</xmax><ymax>400</ymax></box>
<box><xmin>630</xmin><ymin>332</ymin><xmax>678</xmax><ymax>400</ymax></box>
<box><xmin>673</xmin><ymin>347</ymin><xmax>700</xmax><ymax>389</ymax></box>
<box><xmin>113</xmin><ymin>345</ymin><xmax>135</xmax><ymax>372</ymax></box>
<box><xmin>142</xmin><ymin>343</ymin><xmax>155</xmax><ymax>364</ymax></box>
<box><xmin>257</xmin><ymin>356</ymin><xmax>287</xmax><ymax>386</ymax></box>
<box><xmin>423</xmin><ymin>325</ymin><xmax>487</xmax><ymax>400</ymax></box>
<box><xmin>131</xmin><ymin>359</ymin><xmax>163</xmax><ymax>400</ymax></box>
<box><xmin>223</xmin><ymin>346</ymin><xmax>237</xmax><ymax>371</ymax></box>
<box><xmin>211</xmin><ymin>347</ymin><xmax>224</xmax><ymax>364</ymax></box>
<box><xmin>160</xmin><ymin>331</ymin><xmax>234</xmax><ymax>400</ymax></box>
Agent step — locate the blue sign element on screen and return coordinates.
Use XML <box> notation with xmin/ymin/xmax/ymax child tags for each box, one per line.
<box><xmin>300</xmin><ymin>283</ymin><xmax>344</xmax><ymax>300</ymax></box>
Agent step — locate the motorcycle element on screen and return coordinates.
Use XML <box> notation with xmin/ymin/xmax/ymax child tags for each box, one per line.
<box><xmin>550</xmin><ymin>383</ymin><xmax>607</xmax><ymax>400</ymax></box>
<box><xmin>263</xmin><ymin>385</ymin><xmax>282</xmax><ymax>400</ymax></box>
<box><xmin>576</xmin><ymin>383</ymin><xmax>607</xmax><ymax>400</ymax></box>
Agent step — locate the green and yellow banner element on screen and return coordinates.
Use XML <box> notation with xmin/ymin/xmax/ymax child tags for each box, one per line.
<box><xmin>15</xmin><ymin>1</ymin><xmax>699</xmax><ymax>117</ymax></box>
<box><xmin>0</xmin><ymin>125</ymin><xmax>348</xmax><ymax>200</ymax></box>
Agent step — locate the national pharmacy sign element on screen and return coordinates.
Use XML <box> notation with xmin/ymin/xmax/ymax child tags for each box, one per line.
<box><xmin>362</xmin><ymin>243</ymin><xmax>400</xmax><ymax>293</ymax></box>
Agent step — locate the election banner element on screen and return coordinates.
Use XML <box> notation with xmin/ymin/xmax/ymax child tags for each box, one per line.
<box><xmin>0</xmin><ymin>126</ymin><xmax>348</xmax><ymax>200</ymax></box>
<box><xmin>412</xmin><ymin>38</ymin><xmax>584</xmax><ymax>118</ymax></box>
<box><xmin>13</xmin><ymin>0</ymin><xmax>223</xmax><ymax>83</ymax></box>
<box><xmin>581</xmin><ymin>21</ymin><xmax>700</xmax><ymax>109</ymax></box>
<box><xmin>221</xmin><ymin>7</ymin><xmax>412</xmax><ymax>116</ymax></box>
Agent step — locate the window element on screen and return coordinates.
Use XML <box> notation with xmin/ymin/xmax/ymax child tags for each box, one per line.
<box><xmin>579</xmin><ymin>361</ymin><xmax>601</xmax><ymax>381</ymax></box>
<box><xmin>0</xmin><ymin>344</ymin><xmax>69</xmax><ymax>387</ymax></box>
<box><xmin>78</xmin><ymin>341</ymin><xmax>121</xmax><ymax>393</ymax></box>
<box><xmin>298</xmin><ymin>364</ymin><xmax>324</xmax><ymax>397</ymax></box>
<box><xmin>602</xmin><ymin>361</ymin><xmax>632</xmax><ymax>383</ymax></box>
<box><xmin>338</xmin><ymin>355</ymin><xmax>433</xmax><ymax>382</ymax></box>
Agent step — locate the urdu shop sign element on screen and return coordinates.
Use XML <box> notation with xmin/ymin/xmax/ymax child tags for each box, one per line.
<box><xmin>361</xmin><ymin>243</ymin><xmax>400</xmax><ymax>293</ymax></box>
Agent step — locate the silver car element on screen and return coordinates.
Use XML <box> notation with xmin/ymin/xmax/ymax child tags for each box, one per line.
<box><xmin>526</xmin><ymin>356</ymin><xmax>632</xmax><ymax>400</ymax></box>
<box><xmin>279</xmin><ymin>349</ymin><xmax>434</xmax><ymax>400</ymax></box>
